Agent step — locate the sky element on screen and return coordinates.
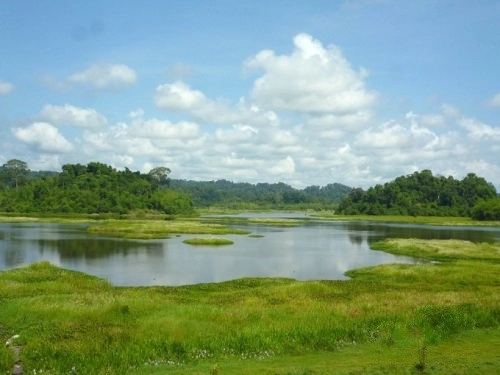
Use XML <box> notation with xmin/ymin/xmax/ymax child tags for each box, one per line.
<box><xmin>1</xmin><ymin>0</ymin><xmax>499</xmax><ymax>190</ymax></box>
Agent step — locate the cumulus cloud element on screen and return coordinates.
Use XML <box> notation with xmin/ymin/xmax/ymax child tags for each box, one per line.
<box><xmin>0</xmin><ymin>80</ymin><xmax>14</xmax><ymax>95</ymax></box>
<box><xmin>68</xmin><ymin>63</ymin><xmax>137</xmax><ymax>91</ymax></box>
<box><xmin>245</xmin><ymin>33</ymin><xmax>378</xmax><ymax>114</ymax></box>
<box><xmin>154</xmin><ymin>81</ymin><xmax>240</xmax><ymax>124</ymax></box>
<box><xmin>40</xmin><ymin>104</ymin><xmax>108</xmax><ymax>128</ymax></box>
<box><xmin>486</xmin><ymin>93</ymin><xmax>500</xmax><ymax>108</ymax></box>
<box><xmin>12</xmin><ymin>122</ymin><xmax>73</xmax><ymax>153</ymax></box>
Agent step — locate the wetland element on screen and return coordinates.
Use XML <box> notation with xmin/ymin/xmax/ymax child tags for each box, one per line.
<box><xmin>0</xmin><ymin>214</ymin><xmax>499</xmax><ymax>374</ymax></box>
<box><xmin>2</xmin><ymin>214</ymin><xmax>499</xmax><ymax>286</ymax></box>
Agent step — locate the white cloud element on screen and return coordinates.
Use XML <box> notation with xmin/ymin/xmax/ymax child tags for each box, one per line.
<box><xmin>154</xmin><ymin>81</ymin><xmax>240</xmax><ymax>124</ymax></box>
<box><xmin>459</xmin><ymin>117</ymin><xmax>500</xmax><ymax>141</ymax></box>
<box><xmin>355</xmin><ymin>121</ymin><xmax>410</xmax><ymax>149</ymax></box>
<box><xmin>154</xmin><ymin>81</ymin><xmax>207</xmax><ymax>112</ymax></box>
<box><xmin>82</xmin><ymin>130</ymin><xmax>114</xmax><ymax>151</ymax></box>
<box><xmin>40</xmin><ymin>104</ymin><xmax>108</xmax><ymax>128</ymax></box>
<box><xmin>246</xmin><ymin>33</ymin><xmax>378</xmax><ymax>114</ymax></box>
<box><xmin>306</xmin><ymin>111</ymin><xmax>372</xmax><ymax>130</ymax></box>
<box><xmin>268</xmin><ymin>156</ymin><xmax>295</xmax><ymax>175</ymax></box>
<box><xmin>215</xmin><ymin>124</ymin><xmax>258</xmax><ymax>143</ymax></box>
<box><xmin>68</xmin><ymin>63</ymin><xmax>137</xmax><ymax>91</ymax></box>
<box><xmin>0</xmin><ymin>80</ymin><xmax>14</xmax><ymax>95</ymax></box>
<box><xmin>486</xmin><ymin>93</ymin><xmax>500</xmax><ymax>108</ymax></box>
<box><xmin>130</xmin><ymin>118</ymin><xmax>199</xmax><ymax>139</ymax></box>
<box><xmin>12</xmin><ymin>122</ymin><xmax>73</xmax><ymax>153</ymax></box>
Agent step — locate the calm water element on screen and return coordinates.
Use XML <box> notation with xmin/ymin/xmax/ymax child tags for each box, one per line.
<box><xmin>1</xmin><ymin>217</ymin><xmax>499</xmax><ymax>286</ymax></box>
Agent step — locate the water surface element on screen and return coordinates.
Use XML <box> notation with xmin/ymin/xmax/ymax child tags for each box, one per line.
<box><xmin>0</xmin><ymin>217</ymin><xmax>498</xmax><ymax>286</ymax></box>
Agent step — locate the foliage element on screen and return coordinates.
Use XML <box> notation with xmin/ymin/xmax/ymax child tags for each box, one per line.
<box><xmin>471</xmin><ymin>197</ymin><xmax>500</xmax><ymax>220</ymax></box>
<box><xmin>338</xmin><ymin>170</ymin><xmax>497</xmax><ymax>217</ymax></box>
<box><xmin>170</xmin><ymin>179</ymin><xmax>351</xmax><ymax>209</ymax></box>
<box><xmin>0</xmin><ymin>161</ymin><xmax>193</xmax><ymax>216</ymax></box>
<box><xmin>0</xmin><ymin>159</ymin><xmax>30</xmax><ymax>189</ymax></box>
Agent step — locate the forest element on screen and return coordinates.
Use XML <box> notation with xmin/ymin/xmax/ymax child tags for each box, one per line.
<box><xmin>0</xmin><ymin>159</ymin><xmax>351</xmax><ymax>215</ymax></box>
<box><xmin>169</xmin><ymin>179</ymin><xmax>351</xmax><ymax>209</ymax></box>
<box><xmin>338</xmin><ymin>169</ymin><xmax>499</xmax><ymax>218</ymax></box>
<box><xmin>1</xmin><ymin>160</ymin><xmax>499</xmax><ymax>219</ymax></box>
<box><xmin>0</xmin><ymin>159</ymin><xmax>193</xmax><ymax>215</ymax></box>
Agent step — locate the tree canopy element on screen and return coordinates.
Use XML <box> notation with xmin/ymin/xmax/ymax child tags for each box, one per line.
<box><xmin>0</xmin><ymin>159</ymin><xmax>30</xmax><ymax>189</ymax></box>
<box><xmin>0</xmin><ymin>161</ymin><xmax>192</xmax><ymax>215</ymax></box>
<box><xmin>338</xmin><ymin>170</ymin><xmax>497</xmax><ymax>217</ymax></box>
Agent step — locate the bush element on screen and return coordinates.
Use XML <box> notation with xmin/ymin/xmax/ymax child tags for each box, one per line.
<box><xmin>471</xmin><ymin>198</ymin><xmax>500</xmax><ymax>220</ymax></box>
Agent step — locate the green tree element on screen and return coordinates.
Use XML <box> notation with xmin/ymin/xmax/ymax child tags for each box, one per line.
<box><xmin>471</xmin><ymin>198</ymin><xmax>500</xmax><ymax>220</ymax></box>
<box><xmin>1</xmin><ymin>159</ymin><xmax>30</xmax><ymax>189</ymax></box>
<box><xmin>148</xmin><ymin>167</ymin><xmax>171</xmax><ymax>190</ymax></box>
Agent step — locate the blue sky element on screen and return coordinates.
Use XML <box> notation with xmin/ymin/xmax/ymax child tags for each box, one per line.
<box><xmin>1</xmin><ymin>0</ymin><xmax>499</xmax><ymax>190</ymax></box>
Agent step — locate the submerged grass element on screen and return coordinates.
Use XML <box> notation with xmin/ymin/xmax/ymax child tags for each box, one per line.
<box><xmin>0</xmin><ymin>237</ymin><xmax>499</xmax><ymax>374</ymax></box>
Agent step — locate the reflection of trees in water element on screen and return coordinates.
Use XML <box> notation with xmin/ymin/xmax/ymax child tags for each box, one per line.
<box><xmin>37</xmin><ymin>238</ymin><xmax>163</xmax><ymax>260</ymax></box>
<box><xmin>347</xmin><ymin>233</ymin><xmax>364</xmax><ymax>245</ymax></box>
<box><xmin>342</xmin><ymin>221</ymin><xmax>499</xmax><ymax>245</ymax></box>
<box><xmin>1</xmin><ymin>241</ymin><xmax>26</xmax><ymax>267</ymax></box>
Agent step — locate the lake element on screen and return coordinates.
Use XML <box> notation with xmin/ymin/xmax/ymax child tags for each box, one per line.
<box><xmin>1</xmin><ymin>216</ymin><xmax>499</xmax><ymax>286</ymax></box>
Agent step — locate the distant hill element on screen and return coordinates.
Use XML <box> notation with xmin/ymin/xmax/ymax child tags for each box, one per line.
<box><xmin>170</xmin><ymin>179</ymin><xmax>352</xmax><ymax>208</ymax></box>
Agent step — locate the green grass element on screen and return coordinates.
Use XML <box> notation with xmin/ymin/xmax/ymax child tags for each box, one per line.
<box><xmin>0</xmin><ymin>238</ymin><xmax>499</xmax><ymax>374</ymax></box>
<box><xmin>87</xmin><ymin>219</ymin><xmax>250</xmax><ymax>239</ymax></box>
<box><xmin>312</xmin><ymin>213</ymin><xmax>500</xmax><ymax>226</ymax></box>
<box><xmin>183</xmin><ymin>237</ymin><xmax>234</xmax><ymax>246</ymax></box>
<box><xmin>371</xmin><ymin>238</ymin><xmax>500</xmax><ymax>262</ymax></box>
<box><xmin>202</xmin><ymin>216</ymin><xmax>305</xmax><ymax>226</ymax></box>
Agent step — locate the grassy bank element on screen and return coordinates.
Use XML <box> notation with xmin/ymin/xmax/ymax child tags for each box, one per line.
<box><xmin>311</xmin><ymin>213</ymin><xmax>500</xmax><ymax>226</ymax></box>
<box><xmin>1</xmin><ymin>238</ymin><xmax>499</xmax><ymax>374</ymax></box>
<box><xmin>370</xmin><ymin>238</ymin><xmax>500</xmax><ymax>262</ymax></box>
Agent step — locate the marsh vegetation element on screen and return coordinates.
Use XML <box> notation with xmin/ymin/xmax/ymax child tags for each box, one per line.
<box><xmin>0</xmin><ymin>235</ymin><xmax>499</xmax><ymax>374</ymax></box>
<box><xmin>183</xmin><ymin>237</ymin><xmax>234</xmax><ymax>246</ymax></box>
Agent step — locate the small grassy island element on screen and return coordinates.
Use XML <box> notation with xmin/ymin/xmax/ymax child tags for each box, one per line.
<box><xmin>183</xmin><ymin>237</ymin><xmax>234</xmax><ymax>246</ymax></box>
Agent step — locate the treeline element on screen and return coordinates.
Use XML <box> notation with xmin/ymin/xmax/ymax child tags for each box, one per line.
<box><xmin>0</xmin><ymin>159</ymin><xmax>352</xmax><ymax>215</ymax></box>
<box><xmin>338</xmin><ymin>170</ymin><xmax>498</xmax><ymax>218</ymax></box>
<box><xmin>169</xmin><ymin>179</ymin><xmax>352</xmax><ymax>209</ymax></box>
<box><xmin>0</xmin><ymin>160</ymin><xmax>193</xmax><ymax>215</ymax></box>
